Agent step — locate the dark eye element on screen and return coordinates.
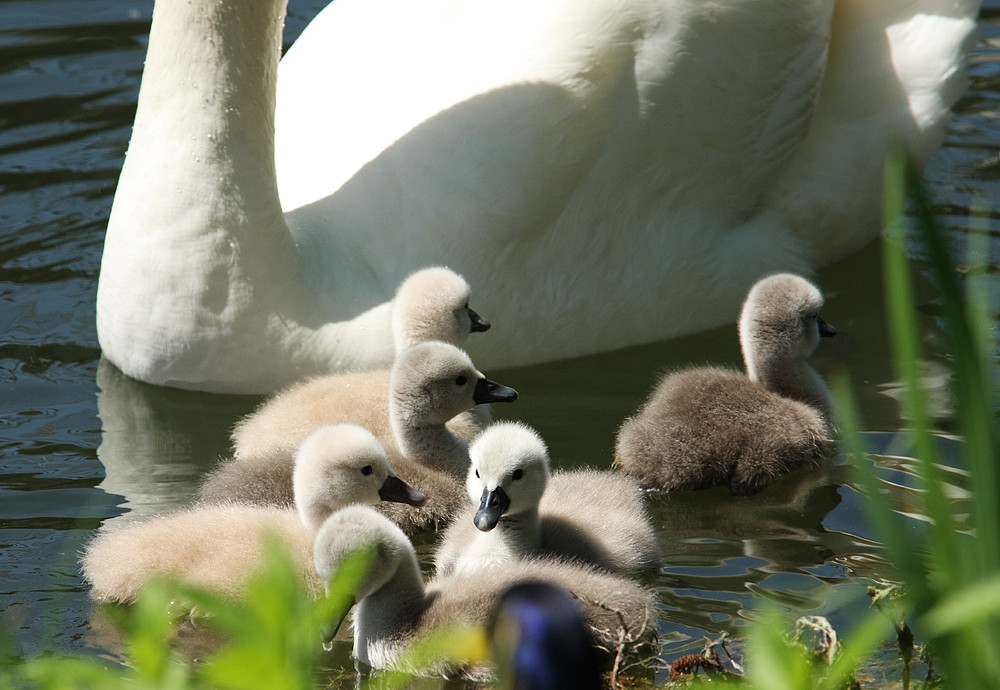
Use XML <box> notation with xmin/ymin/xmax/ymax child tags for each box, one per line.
<box><xmin>512</xmin><ymin>469</ymin><xmax>524</xmax><ymax>480</ymax></box>
<box><xmin>455</xmin><ymin>375</ymin><xmax>468</xmax><ymax>386</ymax></box>
<box><xmin>475</xmin><ymin>469</ymin><xmax>480</xmax><ymax>478</ymax></box>
<box><xmin>361</xmin><ymin>465</ymin><xmax>373</xmax><ymax>476</ymax></box>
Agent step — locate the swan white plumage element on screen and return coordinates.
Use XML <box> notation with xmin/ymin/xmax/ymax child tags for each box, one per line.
<box><xmin>97</xmin><ymin>0</ymin><xmax>980</xmax><ymax>394</ymax></box>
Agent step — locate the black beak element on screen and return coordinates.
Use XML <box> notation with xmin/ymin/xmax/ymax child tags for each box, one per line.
<box><xmin>473</xmin><ymin>377</ymin><xmax>518</xmax><ymax>405</ymax></box>
<box><xmin>817</xmin><ymin>315</ymin><xmax>837</xmax><ymax>338</ymax></box>
<box><xmin>469</xmin><ymin>308</ymin><xmax>491</xmax><ymax>333</ymax></box>
<box><xmin>378</xmin><ymin>475</ymin><xmax>427</xmax><ymax>507</ymax></box>
<box><xmin>474</xmin><ymin>486</ymin><xmax>510</xmax><ymax>532</ymax></box>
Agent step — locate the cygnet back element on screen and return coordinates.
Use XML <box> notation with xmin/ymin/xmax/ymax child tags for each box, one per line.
<box><xmin>82</xmin><ymin>424</ymin><xmax>423</xmax><ymax>603</ymax></box>
<box><xmin>615</xmin><ymin>273</ymin><xmax>836</xmax><ymax>494</ymax></box>
<box><xmin>313</xmin><ymin>505</ymin><xmax>658</xmax><ymax>680</ymax></box>
<box><xmin>199</xmin><ymin>343</ymin><xmax>517</xmax><ymax>534</ymax></box>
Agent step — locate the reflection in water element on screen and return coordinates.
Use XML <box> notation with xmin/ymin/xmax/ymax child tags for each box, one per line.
<box><xmin>94</xmin><ymin>357</ymin><xmax>259</xmax><ymax>521</ymax></box>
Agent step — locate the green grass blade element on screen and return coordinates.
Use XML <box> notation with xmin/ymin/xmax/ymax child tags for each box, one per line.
<box><xmin>818</xmin><ymin>612</ymin><xmax>893</xmax><ymax>690</ymax></box>
<box><xmin>956</xmin><ymin>202</ymin><xmax>1000</xmax><ymax>578</ymax></box>
<box><xmin>744</xmin><ymin>610</ymin><xmax>811</xmax><ymax>690</ymax></box>
<box><xmin>833</xmin><ymin>374</ymin><xmax>927</xmax><ymax>598</ymax></box>
<box><xmin>923</xmin><ymin>573</ymin><xmax>1000</xmax><ymax>637</ymax></box>
<box><xmin>883</xmin><ymin>153</ymin><xmax>960</xmax><ymax>600</ymax></box>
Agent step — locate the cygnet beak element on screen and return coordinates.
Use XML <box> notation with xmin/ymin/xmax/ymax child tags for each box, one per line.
<box><xmin>378</xmin><ymin>475</ymin><xmax>427</xmax><ymax>507</ymax></box>
<box><xmin>474</xmin><ymin>486</ymin><xmax>510</xmax><ymax>532</ymax></box>
<box><xmin>473</xmin><ymin>377</ymin><xmax>518</xmax><ymax>405</ymax></box>
<box><xmin>817</xmin><ymin>315</ymin><xmax>837</xmax><ymax>338</ymax></box>
<box><xmin>469</xmin><ymin>308</ymin><xmax>491</xmax><ymax>333</ymax></box>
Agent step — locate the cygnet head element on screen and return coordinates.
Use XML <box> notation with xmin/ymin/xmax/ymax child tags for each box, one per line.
<box><xmin>313</xmin><ymin>505</ymin><xmax>420</xmax><ymax>644</ymax></box>
<box><xmin>738</xmin><ymin>273</ymin><xmax>836</xmax><ymax>379</ymax></box>
<box><xmin>389</xmin><ymin>342</ymin><xmax>518</xmax><ymax>429</ymax></box>
<box><xmin>314</xmin><ymin>505</ymin><xmax>415</xmax><ymax>595</ymax></box>
<box><xmin>391</xmin><ymin>267</ymin><xmax>490</xmax><ymax>352</ymax></box>
<box><xmin>293</xmin><ymin>424</ymin><xmax>427</xmax><ymax>532</ymax></box>
<box><xmin>468</xmin><ymin>422</ymin><xmax>550</xmax><ymax>532</ymax></box>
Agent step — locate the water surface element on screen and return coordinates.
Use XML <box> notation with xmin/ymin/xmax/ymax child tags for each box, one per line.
<box><xmin>1</xmin><ymin>0</ymin><xmax>998</xmax><ymax>683</ymax></box>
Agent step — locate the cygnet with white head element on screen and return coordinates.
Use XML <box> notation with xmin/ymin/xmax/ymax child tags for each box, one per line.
<box><xmin>81</xmin><ymin>424</ymin><xmax>425</xmax><ymax>603</ymax></box>
<box><xmin>313</xmin><ymin>505</ymin><xmax>657</xmax><ymax>680</ymax></box>
<box><xmin>230</xmin><ymin>266</ymin><xmax>491</xmax><ymax>462</ymax></box>
<box><xmin>200</xmin><ymin>342</ymin><xmax>517</xmax><ymax>534</ymax></box>
<box><xmin>434</xmin><ymin>422</ymin><xmax>661</xmax><ymax>577</ymax></box>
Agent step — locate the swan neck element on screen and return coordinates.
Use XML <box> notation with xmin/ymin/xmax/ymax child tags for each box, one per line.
<box><xmin>497</xmin><ymin>510</ymin><xmax>543</xmax><ymax>554</ymax></box>
<box><xmin>397</xmin><ymin>422</ymin><xmax>469</xmax><ymax>477</ymax></box>
<box><xmin>389</xmin><ymin>396</ymin><xmax>470</xmax><ymax>476</ymax></box>
<box><xmin>353</xmin><ymin>557</ymin><xmax>425</xmax><ymax>666</ymax></box>
<box><xmin>748</xmin><ymin>352</ymin><xmax>832</xmax><ymax>414</ymax></box>
<box><xmin>108</xmin><ymin>0</ymin><xmax>291</xmax><ymax>249</ymax></box>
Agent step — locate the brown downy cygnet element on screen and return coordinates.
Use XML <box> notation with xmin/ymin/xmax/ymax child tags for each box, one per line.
<box><xmin>230</xmin><ymin>266</ymin><xmax>491</xmax><ymax>463</ymax></box>
<box><xmin>81</xmin><ymin>424</ymin><xmax>425</xmax><ymax>603</ymax></box>
<box><xmin>615</xmin><ymin>273</ymin><xmax>837</xmax><ymax>494</ymax></box>
<box><xmin>199</xmin><ymin>342</ymin><xmax>517</xmax><ymax>534</ymax></box>
<box><xmin>313</xmin><ymin>505</ymin><xmax>658</xmax><ymax>680</ymax></box>
<box><xmin>434</xmin><ymin>422</ymin><xmax>661</xmax><ymax>577</ymax></box>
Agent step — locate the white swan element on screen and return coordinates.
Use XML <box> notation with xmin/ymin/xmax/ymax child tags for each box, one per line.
<box><xmin>97</xmin><ymin>0</ymin><xmax>980</xmax><ymax>394</ymax></box>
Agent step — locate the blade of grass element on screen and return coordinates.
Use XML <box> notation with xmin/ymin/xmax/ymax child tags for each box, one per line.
<box><xmin>923</xmin><ymin>573</ymin><xmax>1000</xmax><ymax>637</ymax></box>
<box><xmin>883</xmin><ymin>152</ymin><xmax>961</xmax><ymax>602</ymax></box>
<box><xmin>744</xmin><ymin>609</ymin><xmax>812</xmax><ymax>690</ymax></box>
<box><xmin>818</xmin><ymin>612</ymin><xmax>893</xmax><ymax>690</ymax></box>
<box><xmin>956</xmin><ymin>200</ymin><xmax>1000</xmax><ymax>578</ymax></box>
<box><xmin>833</xmin><ymin>373</ymin><xmax>927</xmax><ymax>598</ymax></box>
<box><xmin>906</xmin><ymin>172</ymin><xmax>999</xmax><ymax>579</ymax></box>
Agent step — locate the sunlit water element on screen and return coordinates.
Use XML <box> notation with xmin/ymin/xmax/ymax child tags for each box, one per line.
<box><xmin>1</xmin><ymin>1</ymin><xmax>998</xmax><ymax>684</ymax></box>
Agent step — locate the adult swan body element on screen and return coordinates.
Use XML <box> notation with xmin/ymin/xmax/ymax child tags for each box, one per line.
<box><xmin>97</xmin><ymin>0</ymin><xmax>979</xmax><ymax>394</ymax></box>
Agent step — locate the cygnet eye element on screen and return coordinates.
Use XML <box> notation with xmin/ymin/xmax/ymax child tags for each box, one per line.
<box><xmin>361</xmin><ymin>465</ymin><xmax>374</xmax><ymax>476</ymax></box>
<box><xmin>475</xmin><ymin>469</ymin><xmax>480</xmax><ymax>478</ymax></box>
<box><xmin>512</xmin><ymin>469</ymin><xmax>524</xmax><ymax>481</ymax></box>
<box><xmin>455</xmin><ymin>375</ymin><xmax>468</xmax><ymax>386</ymax></box>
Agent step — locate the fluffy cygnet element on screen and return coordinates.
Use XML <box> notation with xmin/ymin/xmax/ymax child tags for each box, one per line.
<box><xmin>81</xmin><ymin>424</ymin><xmax>425</xmax><ymax>603</ymax></box>
<box><xmin>230</xmin><ymin>266</ymin><xmax>490</xmax><ymax>462</ymax></box>
<box><xmin>199</xmin><ymin>342</ymin><xmax>517</xmax><ymax>534</ymax></box>
<box><xmin>615</xmin><ymin>273</ymin><xmax>837</xmax><ymax>495</ymax></box>
<box><xmin>314</xmin><ymin>505</ymin><xmax>658</xmax><ymax>680</ymax></box>
<box><xmin>434</xmin><ymin>422</ymin><xmax>661</xmax><ymax>577</ymax></box>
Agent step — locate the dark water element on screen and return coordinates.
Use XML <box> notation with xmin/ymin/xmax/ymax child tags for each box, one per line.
<box><xmin>1</xmin><ymin>0</ymin><xmax>998</xmax><ymax>683</ymax></box>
